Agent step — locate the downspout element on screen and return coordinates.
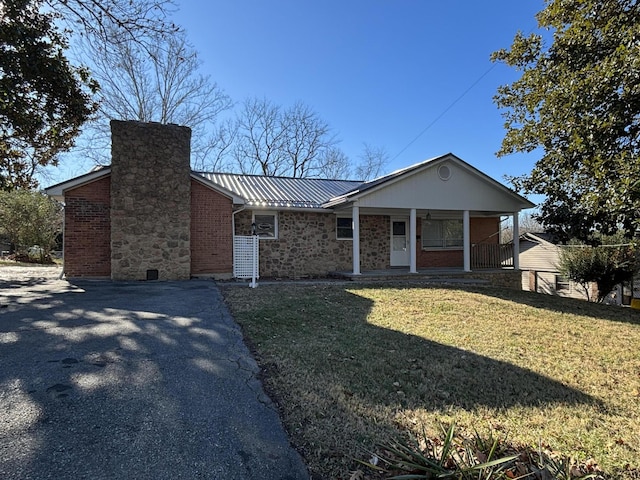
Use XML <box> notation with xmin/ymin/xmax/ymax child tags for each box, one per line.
<box><xmin>232</xmin><ymin>205</ymin><xmax>246</xmax><ymax>237</ymax></box>
<box><xmin>60</xmin><ymin>201</ymin><xmax>66</xmax><ymax>280</ymax></box>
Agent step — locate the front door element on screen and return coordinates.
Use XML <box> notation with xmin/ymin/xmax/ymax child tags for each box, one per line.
<box><xmin>390</xmin><ymin>218</ymin><xmax>410</xmax><ymax>266</ymax></box>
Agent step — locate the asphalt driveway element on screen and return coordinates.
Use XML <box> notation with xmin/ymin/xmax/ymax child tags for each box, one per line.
<box><xmin>0</xmin><ymin>268</ymin><xmax>308</xmax><ymax>479</ymax></box>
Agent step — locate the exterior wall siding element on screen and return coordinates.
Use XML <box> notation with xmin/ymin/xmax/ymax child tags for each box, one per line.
<box><xmin>234</xmin><ymin>211</ymin><xmax>499</xmax><ymax>277</ymax></box>
<box><xmin>519</xmin><ymin>241</ymin><xmax>561</xmax><ymax>271</ymax></box>
<box><xmin>522</xmin><ymin>270</ymin><xmax>594</xmax><ymax>301</ymax></box>
<box><xmin>234</xmin><ymin>210</ymin><xmax>389</xmax><ymax>278</ymax></box>
<box><xmin>360</xmin><ymin>214</ymin><xmax>390</xmax><ymax>270</ymax></box>
<box><xmin>64</xmin><ymin>177</ymin><xmax>111</xmax><ymax>278</ymax></box>
<box><xmin>190</xmin><ymin>180</ymin><xmax>233</xmax><ymax>277</ymax></box>
<box><xmin>518</xmin><ymin>241</ymin><xmax>592</xmax><ymax>299</ymax></box>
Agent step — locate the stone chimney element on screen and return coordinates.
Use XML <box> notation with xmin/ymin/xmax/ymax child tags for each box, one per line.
<box><xmin>110</xmin><ymin>120</ymin><xmax>192</xmax><ymax>281</ymax></box>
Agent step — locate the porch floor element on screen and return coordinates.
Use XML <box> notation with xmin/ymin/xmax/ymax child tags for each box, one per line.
<box><xmin>329</xmin><ymin>267</ymin><xmax>513</xmax><ymax>284</ymax></box>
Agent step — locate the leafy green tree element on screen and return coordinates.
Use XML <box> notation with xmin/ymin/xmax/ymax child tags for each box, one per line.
<box><xmin>0</xmin><ymin>0</ymin><xmax>99</xmax><ymax>190</ymax></box>
<box><xmin>0</xmin><ymin>0</ymin><xmax>178</xmax><ymax>190</ymax></box>
<box><xmin>0</xmin><ymin>189</ymin><xmax>62</xmax><ymax>262</ymax></box>
<box><xmin>492</xmin><ymin>0</ymin><xmax>640</xmax><ymax>242</ymax></box>
<box><xmin>559</xmin><ymin>235</ymin><xmax>637</xmax><ymax>302</ymax></box>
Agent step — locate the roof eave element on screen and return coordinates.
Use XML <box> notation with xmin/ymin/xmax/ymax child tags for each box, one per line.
<box><xmin>44</xmin><ymin>167</ymin><xmax>112</xmax><ymax>201</ymax></box>
<box><xmin>190</xmin><ymin>172</ymin><xmax>245</xmax><ymax>205</ymax></box>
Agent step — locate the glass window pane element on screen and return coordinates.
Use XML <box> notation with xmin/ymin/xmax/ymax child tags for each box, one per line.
<box><xmin>336</xmin><ymin>217</ymin><xmax>353</xmax><ymax>239</ymax></box>
<box><xmin>392</xmin><ymin>221</ymin><xmax>406</xmax><ymax>236</ymax></box>
<box><xmin>392</xmin><ymin>237</ymin><xmax>407</xmax><ymax>251</ymax></box>
<box><xmin>422</xmin><ymin>219</ymin><xmax>464</xmax><ymax>248</ymax></box>
<box><xmin>422</xmin><ymin>220</ymin><xmax>442</xmax><ymax>248</ymax></box>
<box><xmin>444</xmin><ymin>220</ymin><xmax>463</xmax><ymax>247</ymax></box>
<box><xmin>254</xmin><ymin>214</ymin><xmax>275</xmax><ymax>238</ymax></box>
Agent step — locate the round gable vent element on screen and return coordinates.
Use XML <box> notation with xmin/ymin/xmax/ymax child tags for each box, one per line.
<box><xmin>438</xmin><ymin>164</ymin><xmax>452</xmax><ymax>181</ymax></box>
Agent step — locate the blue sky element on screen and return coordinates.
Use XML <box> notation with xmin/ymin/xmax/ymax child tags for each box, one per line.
<box><xmin>49</xmin><ymin>1</ymin><xmax>545</xmax><ymax>191</ymax></box>
<box><xmin>171</xmin><ymin>0</ymin><xmax>544</xmax><ymax>183</ymax></box>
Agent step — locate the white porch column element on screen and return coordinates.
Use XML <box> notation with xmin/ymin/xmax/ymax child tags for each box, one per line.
<box><xmin>409</xmin><ymin>208</ymin><xmax>417</xmax><ymax>273</ymax></box>
<box><xmin>352</xmin><ymin>205</ymin><xmax>361</xmax><ymax>275</ymax></box>
<box><xmin>512</xmin><ymin>212</ymin><xmax>520</xmax><ymax>270</ymax></box>
<box><xmin>463</xmin><ymin>210</ymin><xmax>471</xmax><ymax>272</ymax></box>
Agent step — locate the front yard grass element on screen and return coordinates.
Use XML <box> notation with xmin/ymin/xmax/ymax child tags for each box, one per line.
<box><xmin>220</xmin><ymin>283</ymin><xmax>640</xmax><ymax>479</ymax></box>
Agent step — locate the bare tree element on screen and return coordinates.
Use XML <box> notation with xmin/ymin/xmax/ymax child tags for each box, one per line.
<box><xmin>191</xmin><ymin>119</ymin><xmax>238</xmax><ymax>172</ymax></box>
<box><xmin>501</xmin><ymin>211</ymin><xmax>544</xmax><ymax>243</ymax></box>
<box><xmin>316</xmin><ymin>147</ymin><xmax>352</xmax><ymax>179</ymax></box>
<box><xmin>232</xmin><ymin>97</ymin><xmax>288</xmax><ymax>175</ymax></box>
<box><xmin>81</xmin><ymin>28</ymin><xmax>232</xmax><ymax>167</ymax></box>
<box><xmin>355</xmin><ymin>143</ymin><xmax>388</xmax><ymax>180</ymax></box>
<box><xmin>282</xmin><ymin>102</ymin><xmax>336</xmax><ymax>178</ymax></box>
<box><xmin>48</xmin><ymin>0</ymin><xmax>180</xmax><ymax>48</ymax></box>
<box><xmin>230</xmin><ymin>97</ymin><xmax>341</xmax><ymax>178</ymax></box>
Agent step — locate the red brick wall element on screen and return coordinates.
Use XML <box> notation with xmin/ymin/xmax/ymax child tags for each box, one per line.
<box><xmin>64</xmin><ymin>176</ymin><xmax>111</xmax><ymax>277</ymax></box>
<box><xmin>190</xmin><ymin>180</ymin><xmax>233</xmax><ymax>276</ymax></box>
<box><xmin>470</xmin><ymin>217</ymin><xmax>500</xmax><ymax>244</ymax></box>
<box><xmin>416</xmin><ymin>217</ymin><xmax>500</xmax><ymax>268</ymax></box>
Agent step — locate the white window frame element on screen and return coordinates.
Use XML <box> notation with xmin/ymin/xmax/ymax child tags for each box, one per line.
<box><xmin>336</xmin><ymin>216</ymin><xmax>353</xmax><ymax>240</ymax></box>
<box><xmin>252</xmin><ymin>211</ymin><xmax>278</xmax><ymax>239</ymax></box>
<box><xmin>422</xmin><ymin>218</ymin><xmax>463</xmax><ymax>250</ymax></box>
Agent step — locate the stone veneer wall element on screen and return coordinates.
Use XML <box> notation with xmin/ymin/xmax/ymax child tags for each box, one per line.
<box><xmin>110</xmin><ymin>120</ymin><xmax>192</xmax><ymax>280</ymax></box>
<box><xmin>233</xmin><ymin>212</ymin><xmax>503</xmax><ymax>276</ymax></box>
<box><xmin>469</xmin><ymin>270</ymin><xmax>522</xmax><ymax>290</ymax></box>
<box><xmin>234</xmin><ymin>210</ymin><xmax>390</xmax><ymax>278</ymax></box>
<box><xmin>360</xmin><ymin>214</ymin><xmax>390</xmax><ymax>270</ymax></box>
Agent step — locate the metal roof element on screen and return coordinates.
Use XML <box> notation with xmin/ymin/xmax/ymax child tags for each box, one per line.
<box><xmin>196</xmin><ymin>172</ymin><xmax>363</xmax><ymax>209</ymax></box>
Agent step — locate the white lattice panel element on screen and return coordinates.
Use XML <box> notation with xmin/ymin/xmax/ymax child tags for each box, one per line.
<box><xmin>233</xmin><ymin>236</ymin><xmax>259</xmax><ymax>280</ymax></box>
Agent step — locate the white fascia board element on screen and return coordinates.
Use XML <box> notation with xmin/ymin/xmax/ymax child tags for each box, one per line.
<box><xmin>44</xmin><ymin>167</ymin><xmax>112</xmax><ymax>201</ymax></box>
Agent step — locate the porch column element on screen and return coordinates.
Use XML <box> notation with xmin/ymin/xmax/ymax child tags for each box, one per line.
<box><xmin>512</xmin><ymin>212</ymin><xmax>520</xmax><ymax>270</ymax></box>
<box><xmin>409</xmin><ymin>208</ymin><xmax>417</xmax><ymax>273</ymax></box>
<box><xmin>352</xmin><ymin>205</ymin><xmax>361</xmax><ymax>275</ymax></box>
<box><xmin>463</xmin><ymin>210</ymin><xmax>471</xmax><ymax>272</ymax></box>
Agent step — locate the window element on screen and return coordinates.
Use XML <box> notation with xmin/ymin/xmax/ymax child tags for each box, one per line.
<box><xmin>253</xmin><ymin>212</ymin><xmax>278</xmax><ymax>239</ymax></box>
<box><xmin>336</xmin><ymin>217</ymin><xmax>353</xmax><ymax>240</ymax></box>
<box><xmin>556</xmin><ymin>275</ymin><xmax>570</xmax><ymax>291</ymax></box>
<box><xmin>422</xmin><ymin>219</ymin><xmax>463</xmax><ymax>249</ymax></box>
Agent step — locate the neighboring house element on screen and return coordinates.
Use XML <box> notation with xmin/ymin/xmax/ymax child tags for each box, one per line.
<box><xmin>45</xmin><ymin>120</ymin><xmax>534</xmax><ymax>282</ymax></box>
<box><xmin>519</xmin><ymin>232</ymin><xmax>599</xmax><ymax>300</ymax></box>
<box><xmin>520</xmin><ymin>232</ymin><xmax>637</xmax><ymax>304</ymax></box>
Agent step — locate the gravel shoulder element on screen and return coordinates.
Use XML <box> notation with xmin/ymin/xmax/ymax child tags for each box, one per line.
<box><xmin>0</xmin><ymin>264</ymin><xmax>63</xmax><ymax>281</ymax></box>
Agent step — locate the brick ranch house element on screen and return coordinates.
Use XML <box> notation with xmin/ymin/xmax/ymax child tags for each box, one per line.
<box><xmin>45</xmin><ymin>120</ymin><xmax>534</xmax><ymax>282</ymax></box>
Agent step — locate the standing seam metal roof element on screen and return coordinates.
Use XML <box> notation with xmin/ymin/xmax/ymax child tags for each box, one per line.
<box><xmin>196</xmin><ymin>172</ymin><xmax>363</xmax><ymax>209</ymax></box>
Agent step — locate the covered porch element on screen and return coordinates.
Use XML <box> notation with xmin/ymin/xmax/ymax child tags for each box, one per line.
<box><xmin>346</xmin><ymin>206</ymin><xmax>520</xmax><ymax>275</ymax></box>
<box><xmin>323</xmin><ymin>155</ymin><xmax>534</xmax><ymax>277</ymax></box>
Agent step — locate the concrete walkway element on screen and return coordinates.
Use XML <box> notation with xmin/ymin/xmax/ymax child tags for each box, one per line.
<box><xmin>0</xmin><ymin>267</ymin><xmax>308</xmax><ymax>480</ymax></box>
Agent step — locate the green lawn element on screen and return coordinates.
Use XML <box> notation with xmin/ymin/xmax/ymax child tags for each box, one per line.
<box><xmin>221</xmin><ymin>283</ymin><xmax>640</xmax><ymax>479</ymax></box>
